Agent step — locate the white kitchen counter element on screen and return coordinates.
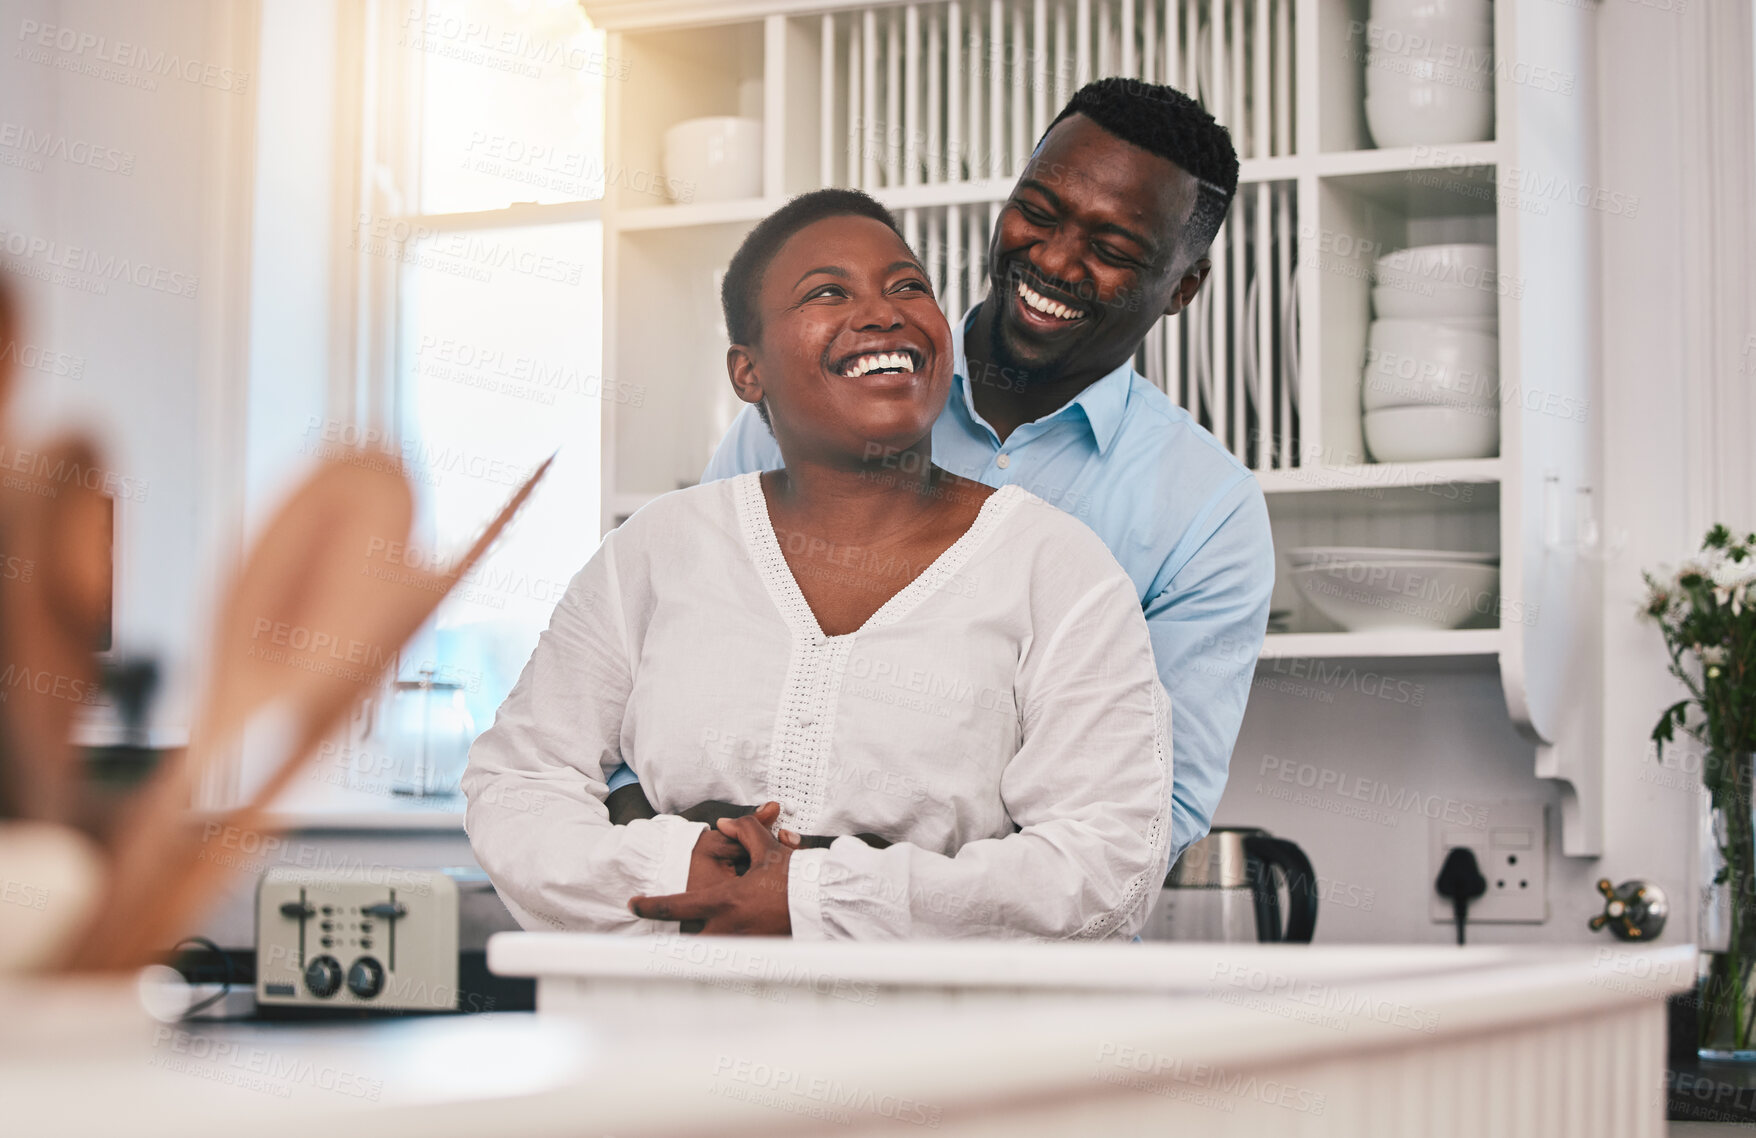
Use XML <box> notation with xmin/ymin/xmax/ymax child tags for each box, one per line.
<box><xmin>2</xmin><ymin>940</ymin><xmax>1695</xmax><ymax>1138</ymax></box>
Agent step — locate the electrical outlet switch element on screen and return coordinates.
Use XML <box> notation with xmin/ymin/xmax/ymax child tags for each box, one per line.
<box><xmin>1429</xmin><ymin>801</ymin><xmax>1547</xmax><ymax>924</ymax></box>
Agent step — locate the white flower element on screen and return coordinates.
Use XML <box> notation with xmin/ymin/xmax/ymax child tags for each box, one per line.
<box><xmin>1712</xmin><ymin>558</ymin><xmax>1756</xmax><ymax>591</ymax></box>
<box><xmin>1701</xmin><ymin>645</ymin><xmax>1729</xmax><ymax>666</ymax></box>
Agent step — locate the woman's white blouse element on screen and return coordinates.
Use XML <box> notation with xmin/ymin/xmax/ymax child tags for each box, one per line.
<box><xmin>463</xmin><ymin>472</ymin><xmax>1171</xmax><ymax>940</ymax></box>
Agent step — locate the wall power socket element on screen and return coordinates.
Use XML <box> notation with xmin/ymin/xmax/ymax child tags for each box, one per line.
<box><xmin>1428</xmin><ymin>801</ymin><xmax>1547</xmax><ymax>924</ymax></box>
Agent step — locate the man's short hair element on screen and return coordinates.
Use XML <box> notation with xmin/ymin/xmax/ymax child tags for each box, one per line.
<box><xmin>720</xmin><ymin>187</ymin><xmax>906</xmax><ymax>349</ymax></box>
<box><xmin>1042</xmin><ymin>78</ymin><xmax>1240</xmax><ymax>262</ymax></box>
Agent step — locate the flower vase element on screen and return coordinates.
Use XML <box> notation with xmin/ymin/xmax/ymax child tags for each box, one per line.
<box><xmin>1700</xmin><ymin>752</ymin><xmax>1756</xmax><ymax>1061</ymax></box>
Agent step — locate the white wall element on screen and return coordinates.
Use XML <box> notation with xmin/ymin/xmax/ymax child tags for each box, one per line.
<box><xmin>0</xmin><ymin>0</ymin><xmax>254</xmax><ymax>737</ymax></box>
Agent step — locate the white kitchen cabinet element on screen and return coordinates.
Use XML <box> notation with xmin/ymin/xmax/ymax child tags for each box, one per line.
<box><xmin>581</xmin><ymin>0</ymin><xmax>1603</xmax><ymax>852</ymax></box>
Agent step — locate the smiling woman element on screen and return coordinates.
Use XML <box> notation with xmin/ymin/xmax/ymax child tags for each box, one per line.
<box><xmin>462</xmin><ymin>189</ymin><xmax>1173</xmax><ymax>940</ymax></box>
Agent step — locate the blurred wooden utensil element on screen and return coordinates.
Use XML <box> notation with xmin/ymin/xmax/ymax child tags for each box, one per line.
<box><xmin>67</xmin><ymin>452</ymin><xmax>551</xmax><ymax>971</ymax></box>
<box><xmin>0</xmin><ymin>436</ymin><xmax>113</xmax><ymax>829</ymax></box>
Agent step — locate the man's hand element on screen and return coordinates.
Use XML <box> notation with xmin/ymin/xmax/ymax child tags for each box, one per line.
<box><xmin>678</xmin><ymin>800</ymin><xmax>763</xmax><ymax>828</ymax></box>
<box><xmin>679</xmin><ymin>802</ymin><xmax>779</xmax><ymax>931</ymax></box>
<box><xmin>606</xmin><ymin>789</ymin><xmax>760</xmax><ymax>830</ymax></box>
<box><xmin>632</xmin><ymin>804</ymin><xmax>793</xmax><ymax>935</ymax></box>
<box><xmin>605</xmin><ymin>784</ymin><xmax>658</xmax><ymax>825</ymax></box>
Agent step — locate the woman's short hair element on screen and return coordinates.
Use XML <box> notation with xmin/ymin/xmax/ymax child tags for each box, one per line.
<box><xmin>720</xmin><ymin>188</ymin><xmax>905</xmax><ymax>349</ymax></box>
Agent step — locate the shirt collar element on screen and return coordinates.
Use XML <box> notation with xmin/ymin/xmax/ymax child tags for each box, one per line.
<box><xmin>951</xmin><ymin>304</ymin><xmax>1135</xmax><ymax>456</ymax></box>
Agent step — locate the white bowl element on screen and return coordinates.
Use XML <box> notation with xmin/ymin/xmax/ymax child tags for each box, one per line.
<box><xmin>1364</xmin><ymin>404</ymin><xmax>1499</xmax><ymax>462</ymax></box>
<box><xmin>1364</xmin><ymin>20</ymin><xmax>1491</xmax><ymax>69</ymax></box>
<box><xmin>1292</xmin><ymin>560</ymin><xmax>1500</xmax><ymax>632</ymax></box>
<box><xmin>1366</xmin><ymin>50</ymin><xmax>1494</xmax><ymax>105</ymax></box>
<box><xmin>1371</xmin><ymin>0</ymin><xmax>1493</xmax><ymax>26</ymax></box>
<box><xmin>1287</xmin><ymin>546</ymin><xmax>1498</xmax><ymax>569</ymax></box>
<box><xmin>1373</xmin><ymin>243</ymin><xmax>1499</xmax><ymax>319</ymax></box>
<box><xmin>1425</xmin><ymin>314</ymin><xmax>1498</xmax><ymax>333</ymax></box>
<box><xmin>1362</xmin><ymin>319</ymin><xmax>1498</xmax><ymax>412</ymax></box>
<box><xmin>662</xmin><ymin>116</ymin><xmax>763</xmax><ymax>205</ymax></box>
<box><xmin>1365</xmin><ymin>82</ymin><xmax>1493</xmax><ymax>148</ymax></box>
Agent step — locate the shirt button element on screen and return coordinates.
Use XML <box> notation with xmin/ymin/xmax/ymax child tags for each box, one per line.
<box><xmin>995</xmin><ymin>454</ymin><xmax>1011</xmax><ymax>470</ymax></box>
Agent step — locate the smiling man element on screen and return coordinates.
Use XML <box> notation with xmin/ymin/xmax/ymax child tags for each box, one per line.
<box><xmin>613</xmin><ymin>78</ymin><xmax>1272</xmax><ymax>867</ymax></box>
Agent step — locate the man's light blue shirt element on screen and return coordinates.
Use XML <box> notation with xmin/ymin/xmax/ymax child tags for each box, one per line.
<box><xmin>612</xmin><ymin>308</ymin><xmax>1274</xmax><ymax>864</ymax></box>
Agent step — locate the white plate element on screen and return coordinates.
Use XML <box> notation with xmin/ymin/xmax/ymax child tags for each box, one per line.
<box><xmin>1287</xmin><ymin>546</ymin><xmax>1498</xmax><ymax>568</ymax></box>
<box><xmin>1292</xmin><ymin>560</ymin><xmax>1500</xmax><ymax>632</ymax></box>
<box><xmin>1283</xmin><ymin>258</ymin><xmax>1301</xmax><ymax>413</ymax></box>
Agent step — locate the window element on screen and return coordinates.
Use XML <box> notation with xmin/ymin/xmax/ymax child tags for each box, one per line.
<box><xmin>261</xmin><ymin>0</ymin><xmax>608</xmax><ymax>814</ymax></box>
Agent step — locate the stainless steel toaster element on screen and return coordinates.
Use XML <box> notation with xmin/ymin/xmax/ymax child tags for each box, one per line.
<box><xmin>255</xmin><ymin>866</ymin><xmax>466</xmax><ymax>1011</ymax></box>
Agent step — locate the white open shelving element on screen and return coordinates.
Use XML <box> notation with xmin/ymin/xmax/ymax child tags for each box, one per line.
<box><xmin>581</xmin><ymin>0</ymin><xmax>1602</xmax><ymax>853</ymax></box>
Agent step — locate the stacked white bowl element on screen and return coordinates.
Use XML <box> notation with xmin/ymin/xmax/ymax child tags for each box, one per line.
<box><xmin>1287</xmin><ymin>547</ymin><xmax>1499</xmax><ymax>633</ymax></box>
<box><xmin>1363</xmin><ymin>243</ymin><xmax>1499</xmax><ymax>462</ymax></box>
<box><xmin>1364</xmin><ymin>0</ymin><xmax>1494</xmax><ymax>148</ymax></box>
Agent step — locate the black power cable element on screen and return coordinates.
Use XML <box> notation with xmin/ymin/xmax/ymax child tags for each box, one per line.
<box><xmin>171</xmin><ymin>936</ymin><xmax>235</xmax><ymax>1018</ymax></box>
<box><xmin>1436</xmin><ymin>848</ymin><xmax>1487</xmax><ymax>946</ymax></box>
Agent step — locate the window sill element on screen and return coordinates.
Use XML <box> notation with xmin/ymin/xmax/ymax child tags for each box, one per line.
<box><xmin>199</xmin><ymin>783</ymin><xmax>468</xmax><ymax>832</ymax></box>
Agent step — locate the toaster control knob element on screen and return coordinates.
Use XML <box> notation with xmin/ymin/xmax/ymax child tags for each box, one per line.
<box><xmin>346</xmin><ymin>957</ymin><xmax>385</xmax><ymax>1000</ymax></box>
<box><xmin>304</xmin><ymin>955</ymin><xmax>343</xmax><ymax>998</ymax></box>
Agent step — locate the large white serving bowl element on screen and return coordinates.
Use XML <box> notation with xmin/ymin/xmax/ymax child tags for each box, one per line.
<box><xmin>1365</xmin><ymin>12</ymin><xmax>1491</xmax><ymax>48</ymax></box>
<box><xmin>1287</xmin><ymin>546</ymin><xmax>1498</xmax><ymax>569</ymax></box>
<box><xmin>1365</xmin><ymin>81</ymin><xmax>1493</xmax><ymax>147</ymax></box>
<box><xmin>1366</xmin><ymin>48</ymin><xmax>1493</xmax><ymax>100</ymax></box>
<box><xmin>1365</xmin><ymin>404</ymin><xmax>1499</xmax><ymax>462</ymax></box>
<box><xmin>1370</xmin><ymin>0</ymin><xmax>1493</xmax><ymax>26</ymax></box>
<box><xmin>1362</xmin><ymin>319</ymin><xmax>1498</xmax><ymax>412</ymax></box>
<box><xmin>662</xmin><ymin>116</ymin><xmax>763</xmax><ymax>204</ymax></box>
<box><xmin>1363</xmin><ymin>17</ymin><xmax>1491</xmax><ymax>69</ymax></box>
<box><xmin>1292</xmin><ymin>560</ymin><xmax>1500</xmax><ymax>632</ymax></box>
<box><xmin>1373</xmin><ymin>243</ymin><xmax>1499</xmax><ymax>319</ymax></box>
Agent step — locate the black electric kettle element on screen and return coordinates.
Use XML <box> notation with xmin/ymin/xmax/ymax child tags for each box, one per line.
<box><xmin>1147</xmin><ymin>827</ymin><xmax>1319</xmax><ymax>943</ymax></box>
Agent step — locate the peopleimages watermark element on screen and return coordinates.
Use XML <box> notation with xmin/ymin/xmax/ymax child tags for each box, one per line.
<box><xmin>1256</xmin><ymin>755</ymin><xmax>1489</xmax><ymax>831</ymax></box>
<box><xmin>1090</xmin><ymin>1043</ymin><xmax>1328</xmax><ymax>1115</ymax></box>
<box><xmin>364</xmin><ymin>536</ymin><xmax>571</xmax><ymax>611</ymax></box>
<box><xmin>196</xmin><ymin>825</ymin><xmax>439</xmax><ymax>895</ymax></box>
<box><xmin>0</xmin><ymin>121</ymin><xmax>133</xmax><ymax>175</ymax></box>
<box><xmin>692</xmin><ymin>727</ymin><xmax>934</xmax><ymax>805</ymax></box>
<box><xmin>1301</xmin><ymin>223</ymin><xmax>1524</xmax><ymax>302</ymax></box>
<box><xmin>398</xmin><ymin>8</ymin><xmax>630</xmax><ymax>81</ymax></box>
<box><xmin>460</xmin><ymin>131</ymin><xmax>690</xmax><ymax>203</ymax></box>
<box><xmin>0</xmin><ymin>336</ymin><xmax>84</xmax><ymax>380</ymax></box>
<box><xmin>1208</xmin><ymin>961</ymin><xmax>1441</xmax><ymax>1034</ymax></box>
<box><xmin>1257</xmin><ymin>655</ymin><xmax>1427</xmax><ymax>708</ymax></box>
<box><xmin>1295</xmin><ymin>561</ymin><xmax>1536</xmax><ymax>629</ymax></box>
<box><xmin>711</xmin><ymin>1055</ymin><xmax>942</xmax><ymax>1128</ymax></box>
<box><xmin>0</xmin><ymin>442</ymin><xmax>149</xmax><ymax>501</ymax></box>
<box><xmin>412</xmin><ymin>335</ymin><xmax>644</xmax><ymax>409</ymax></box>
<box><xmin>645</xmin><ymin>935</ymin><xmax>881</xmax><ymax>1007</ymax></box>
<box><xmin>299</xmin><ymin>416</ymin><xmax>541</xmax><ymax>491</ymax></box>
<box><xmin>2</xmin><ymin>876</ymin><xmax>50</xmax><ymax>910</ymax></box>
<box><xmin>0</xmin><ymin>226</ymin><xmax>198</xmax><ymax>299</ymax></box>
<box><xmin>1346</xmin><ymin>22</ymin><xmax>1576</xmax><ymax>97</ymax></box>
<box><xmin>0</xmin><ymin>662</ymin><xmax>103</xmax><ymax>707</ymax></box>
<box><xmin>148</xmin><ymin>1027</ymin><xmax>382</xmax><ymax>1101</ymax></box>
<box><xmin>15</xmin><ymin>19</ymin><xmax>251</xmax><ymax>93</ymax></box>
<box><xmin>1361</xmin><ymin>348</ymin><xmax>1591</xmax><ymax>426</ymax></box>
<box><xmin>350</xmin><ymin>213</ymin><xmax>589</xmax><ymax>287</ymax></box>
